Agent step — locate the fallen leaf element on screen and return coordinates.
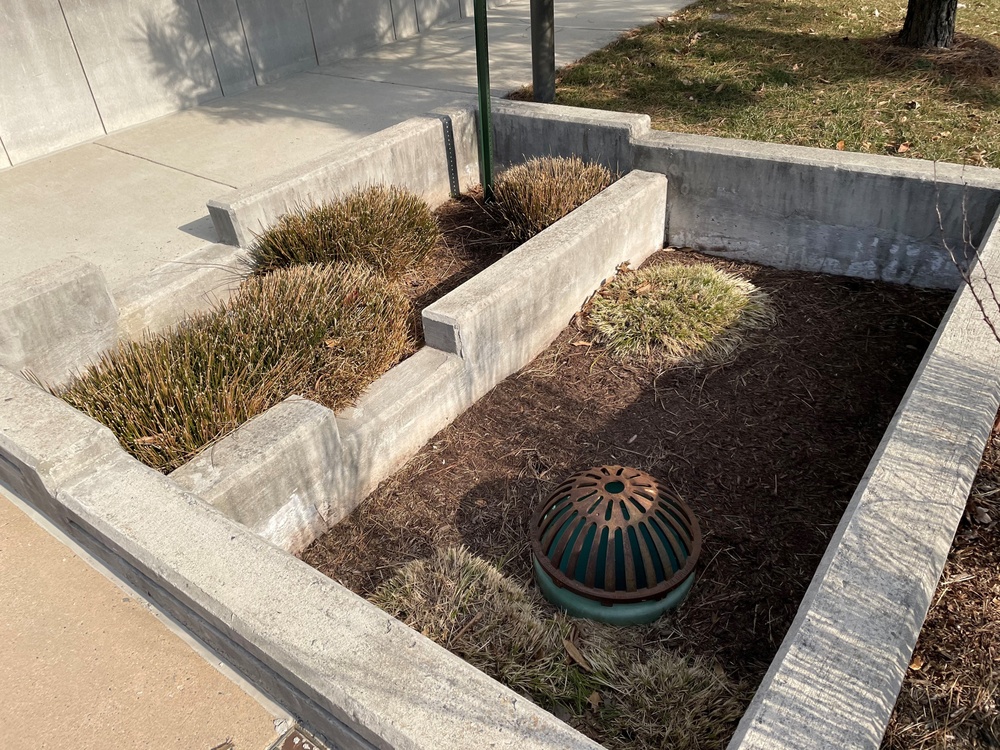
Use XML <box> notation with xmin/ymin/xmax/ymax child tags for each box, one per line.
<box><xmin>975</xmin><ymin>506</ymin><xmax>993</xmax><ymax>524</ymax></box>
<box><xmin>909</xmin><ymin>654</ymin><xmax>925</xmax><ymax>671</ymax></box>
<box><xmin>897</xmin><ymin>143</ymin><xmax>911</xmax><ymax>153</ymax></box>
<box><xmin>571</xmin><ymin>340</ymin><xmax>593</xmax><ymax>347</ymax></box>
<box><xmin>563</xmin><ymin>639</ymin><xmax>593</xmax><ymax>672</ymax></box>
<box><xmin>587</xmin><ymin>691</ymin><xmax>602</xmax><ymax>710</ymax></box>
<box><xmin>836</xmin><ymin>140</ymin><xmax>845</xmax><ymax>150</ymax></box>
<box><xmin>714</xmin><ymin>82</ymin><xmax>725</xmax><ymax>93</ymax></box>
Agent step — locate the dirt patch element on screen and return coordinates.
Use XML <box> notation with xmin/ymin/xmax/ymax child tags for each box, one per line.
<box><xmin>400</xmin><ymin>188</ymin><xmax>511</xmax><ymax>346</ymax></box>
<box><xmin>303</xmin><ymin>249</ymin><xmax>952</xmax><ymax>684</ymax></box>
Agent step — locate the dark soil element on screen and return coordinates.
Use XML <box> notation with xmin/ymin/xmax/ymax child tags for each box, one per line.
<box><xmin>303</xmin><ymin>248</ymin><xmax>952</xmax><ymax>684</ymax></box>
<box><xmin>400</xmin><ymin>188</ymin><xmax>511</xmax><ymax>347</ymax></box>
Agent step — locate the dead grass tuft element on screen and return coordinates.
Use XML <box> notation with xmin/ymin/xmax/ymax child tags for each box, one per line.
<box><xmin>57</xmin><ymin>264</ymin><xmax>411</xmax><ymax>472</ymax></box>
<box><xmin>492</xmin><ymin>157</ymin><xmax>613</xmax><ymax>244</ymax></box>
<box><xmin>247</xmin><ymin>185</ymin><xmax>440</xmax><ymax>278</ymax></box>
<box><xmin>374</xmin><ymin>546</ymin><xmax>748</xmax><ymax>748</ymax></box>
<box><xmin>586</xmin><ymin>262</ymin><xmax>775</xmax><ymax>367</ymax></box>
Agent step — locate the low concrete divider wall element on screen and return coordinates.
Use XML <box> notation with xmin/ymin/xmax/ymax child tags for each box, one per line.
<box><xmin>728</xmin><ymin>204</ymin><xmax>1000</xmax><ymax>750</ymax></box>
<box><xmin>491</xmin><ymin>101</ymin><xmax>1000</xmax><ymax>289</ymax></box>
<box><xmin>174</xmin><ymin>170</ymin><xmax>668</xmax><ymax>555</ymax></box>
<box><xmin>207</xmin><ymin>109</ymin><xmax>480</xmax><ymax>247</ymax></box>
<box><xmin>0</xmin><ymin>368</ymin><xmax>600</xmax><ymax>750</ymax></box>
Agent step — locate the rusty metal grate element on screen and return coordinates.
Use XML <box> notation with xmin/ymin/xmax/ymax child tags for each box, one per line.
<box><xmin>530</xmin><ymin>465</ymin><xmax>701</xmax><ymax>605</ymax></box>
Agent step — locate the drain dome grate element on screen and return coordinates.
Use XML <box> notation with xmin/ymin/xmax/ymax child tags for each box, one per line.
<box><xmin>529</xmin><ymin>465</ymin><xmax>701</xmax><ymax>624</ymax></box>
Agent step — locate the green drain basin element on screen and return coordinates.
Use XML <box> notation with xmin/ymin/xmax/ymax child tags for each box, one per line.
<box><xmin>529</xmin><ymin>465</ymin><xmax>701</xmax><ymax>626</ymax></box>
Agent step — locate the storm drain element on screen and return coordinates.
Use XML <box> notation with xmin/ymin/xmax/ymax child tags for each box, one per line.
<box><xmin>530</xmin><ymin>465</ymin><xmax>701</xmax><ymax>625</ymax></box>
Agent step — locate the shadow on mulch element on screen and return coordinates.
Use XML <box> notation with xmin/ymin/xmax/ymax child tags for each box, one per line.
<box><xmin>303</xmin><ymin>249</ymin><xmax>953</xmax><ymax>686</ymax></box>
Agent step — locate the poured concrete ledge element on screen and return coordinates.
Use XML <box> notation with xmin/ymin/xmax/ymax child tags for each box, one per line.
<box><xmin>492</xmin><ymin>100</ymin><xmax>650</xmax><ymax>173</ymax></box>
<box><xmin>728</xmin><ymin>206</ymin><xmax>1000</xmax><ymax>750</ymax></box>
<box><xmin>636</xmin><ymin>132</ymin><xmax>1000</xmax><ymax>289</ymax></box>
<box><xmin>0</xmin><ymin>369</ymin><xmax>600</xmax><ymax>750</ymax></box>
<box><xmin>171</xmin><ymin>173</ymin><xmax>665</xmax><ymax>555</ymax></box>
<box><xmin>114</xmin><ymin>242</ymin><xmax>246</xmax><ymax>340</ymax></box>
<box><xmin>0</xmin><ymin>257</ymin><xmax>118</xmax><ymax>386</ymax></box>
<box><xmin>423</xmin><ymin>169</ymin><xmax>667</xmax><ymax>394</ymax></box>
<box><xmin>490</xmin><ymin>100</ymin><xmax>1000</xmax><ymax>289</ymax></box>
<box><xmin>207</xmin><ymin>109</ymin><xmax>480</xmax><ymax>248</ymax></box>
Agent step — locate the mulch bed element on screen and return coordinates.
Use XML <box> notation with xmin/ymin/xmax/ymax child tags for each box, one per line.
<box><xmin>303</xmin><ymin>248</ymin><xmax>952</xmax><ymax>686</ymax></box>
<box><xmin>400</xmin><ymin>188</ymin><xmax>511</xmax><ymax>347</ymax></box>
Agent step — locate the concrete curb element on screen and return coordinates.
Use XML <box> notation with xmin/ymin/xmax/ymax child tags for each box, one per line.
<box><xmin>0</xmin><ymin>369</ymin><xmax>601</xmax><ymax>750</ymax></box>
<box><xmin>0</xmin><ymin>242</ymin><xmax>248</xmax><ymax>389</ymax></box>
<box><xmin>174</xmin><ymin>171</ymin><xmax>668</xmax><ymax>556</ymax></box>
<box><xmin>727</xmin><ymin>204</ymin><xmax>1000</xmax><ymax>750</ymax></box>
<box><xmin>206</xmin><ymin>109</ymin><xmax>481</xmax><ymax>248</ymax></box>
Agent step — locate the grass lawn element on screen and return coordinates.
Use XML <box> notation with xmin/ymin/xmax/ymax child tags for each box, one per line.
<box><xmin>523</xmin><ymin>0</ymin><xmax>1000</xmax><ymax>167</ymax></box>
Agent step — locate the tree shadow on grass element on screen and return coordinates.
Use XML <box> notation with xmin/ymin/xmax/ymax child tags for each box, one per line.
<box><xmin>552</xmin><ymin>0</ymin><xmax>1000</xmax><ymax>128</ymax></box>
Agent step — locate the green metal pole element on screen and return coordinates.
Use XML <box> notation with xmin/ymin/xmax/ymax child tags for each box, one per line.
<box><xmin>474</xmin><ymin>0</ymin><xmax>494</xmax><ymax>202</ymax></box>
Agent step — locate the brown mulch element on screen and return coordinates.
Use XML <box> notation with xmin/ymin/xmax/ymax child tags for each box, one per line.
<box><xmin>867</xmin><ymin>32</ymin><xmax>1000</xmax><ymax>81</ymax></box>
<box><xmin>400</xmin><ymin>188</ymin><xmax>511</xmax><ymax>346</ymax></box>
<box><xmin>884</xmin><ymin>418</ymin><xmax>1000</xmax><ymax>750</ymax></box>
<box><xmin>303</xmin><ymin>248</ymin><xmax>952</xmax><ymax>684</ymax></box>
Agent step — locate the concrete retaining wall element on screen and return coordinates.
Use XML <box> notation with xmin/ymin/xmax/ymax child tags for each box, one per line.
<box><xmin>0</xmin><ymin>0</ymin><xmax>509</xmax><ymax>165</ymax></box>
<box><xmin>207</xmin><ymin>108</ymin><xmax>481</xmax><ymax>247</ymax></box>
<box><xmin>177</xmin><ymin>171</ymin><xmax>667</xmax><ymax>555</ymax></box>
<box><xmin>0</xmin><ymin>368</ymin><xmax>601</xmax><ymax>750</ymax></box>
<box><xmin>492</xmin><ymin>101</ymin><xmax>1000</xmax><ymax>289</ymax></box>
<box><xmin>728</xmin><ymin>204</ymin><xmax>1000</xmax><ymax>750</ymax></box>
<box><xmin>0</xmin><ymin>242</ymin><xmax>246</xmax><ymax>388</ymax></box>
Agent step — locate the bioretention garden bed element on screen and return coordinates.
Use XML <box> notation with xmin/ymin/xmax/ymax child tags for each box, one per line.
<box><xmin>2</xmin><ymin>101</ymin><xmax>1000</xmax><ymax>750</ymax></box>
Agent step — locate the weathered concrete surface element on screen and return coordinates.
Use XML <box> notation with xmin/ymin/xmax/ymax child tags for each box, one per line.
<box><xmin>0</xmin><ymin>369</ymin><xmax>602</xmax><ymax>750</ymax></box>
<box><xmin>197</xmin><ymin>0</ymin><xmax>259</xmax><ymax>95</ymax></box>
<box><xmin>60</xmin><ymin>0</ymin><xmax>222</xmax><ymax>133</ymax></box>
<box><xmin>0</xmin><ymin>143</ymin><xmax>223</xmax><ymax>288</ymax></box>
<box><xmin>237</xmin><ymin>0</ymin><xmax>317</xmax><ymax>84</ymax></box>
<box><xmin>0</xmin><ymin>0</ymin><xmax>105</xmax><ymax>164</ymax></box>
<box><xmin>729</xmin><ymin>207</ymin><xmax>1000</xmax><ymax>750</ymax></box>
<box><xmin>493</xmin><ymin>99</ymin><xmax>649</xmax><ymax>173</ymax></box>
<box><xmin>423</xmin><ymin>170</ymin><xmax>667</xmax><ymax>394</ymax></box>
<box><xmin>308</xmin><ymin>0</ymin><xmax>397</xmax><ymax>64</ymax></box>
<box><xmin>391</xmin><ymin>0</ymin><xmax>421</xmax><ymax>39</ymax></box>
<box><xmin>101</xmin><ymin>73</ymin><xmax>473</xmax><ymax>188</ymax></box>
<box><xmin>208</xmin><ymin>110</ymin><xmax>478</xmax><ymax>247</ymax></box>
<box><xmin>170</xmin><ymin>396</ymin><xmax>340</xmax><ymax>555</ymax></box>
<box><xmin>114</xmin><ymin>242</ymin><xmax>246</xmax><ymax>340</ymax></box>
<box><xmin>415</xmin><ymin>0</ymin><xmax>462</xmax><ymax>29</ymax></box>
<box><xmin>635</xmin><ymin>132</ymin><xmax>1000</xmax><ymax>289</ymax></box>
<box><xmin>0</xmin><ymin>258</ymin><xmax>118</xmax><ymax>387</ymax></box>
<box><xmin>0</xmin><ymin>487</ymin><xmax>282</xmax><ymax>750</ymax></box>
<box><xmin>333</xmin><ymin>348</ymin><xmax>474</xmax><ymax>518</ymax></box>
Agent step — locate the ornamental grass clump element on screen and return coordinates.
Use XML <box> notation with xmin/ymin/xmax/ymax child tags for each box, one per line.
<box><xmin>57</xmin><ymin>264</ymin><xmax>410</xmax><ymax>473</ymax></box>
<box><xmin>247</xmin><ymin>185</ymin><xmax>440</xmax><ymax>278</ymax></box>
<box><xmin>374</xmin><ymin>546</ymin><xmax>747</xmax><ymax>749</ymax></box>
<box><xmin>492</xmin><ymin>156</ymin><xmax>613</xmax><ymax>244</ymax></box>
<box><xmin>588</xmin><ymin>262</ymin><xmax>776</xmax><ymax>367</ymax></box>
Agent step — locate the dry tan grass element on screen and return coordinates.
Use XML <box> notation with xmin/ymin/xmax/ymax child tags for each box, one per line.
<box><xmin>57</xmin><ymin>264</ymin><xmax>411</xmax><ymax>472</ymax></box>
<box><xmin>491</xmin><ymin>156</ymin><xmax>613</xmax><ymax>244</ymax></box>
<box><xmin>586</xmin><ymin>262</ymin><xmax>775</xmax><ymax>367</ymax></box>
<box><xmin>247</xmin><ymin>185</ymin><xmax>440</xmax><ymax>278</ymax></box>
<box><xmin>374</xmin><ymin>546</ymin><xmax>749</xmax><ymax>749</ymax></box>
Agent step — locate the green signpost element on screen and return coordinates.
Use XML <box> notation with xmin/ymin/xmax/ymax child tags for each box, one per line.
<box><xmin>473</xmin><ymin>0</ymin><xmax>494</xmax><ymax>201</ymax></box>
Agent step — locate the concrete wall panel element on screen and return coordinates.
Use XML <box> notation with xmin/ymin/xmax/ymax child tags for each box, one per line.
<box><xmin>0</xmin><ymin>0</ymin><xmax>105</xmax><ymax>163</ymax></box>
<box><xmin>61</xmin><ymin>0</ymin><xmax>222</xmax><ymax>133</ymax></box>
<box><xmin>0</xmin><ymin>142</ymin><xmax>10</xmax><ymax>169</ymax></box>
<box><xmin>390</xmin><ymin>0</ymin><xmax>420</xmax><ymax>39</ymax></box>
<box><xmin>237</xmin><ymin>0</ymin><xmax>316</xmax><ymax>84</ymax></box>
<box><xmin>415</xmin><ymin>0</ymin><xmax>461</xmax><ymax>30</ymax></box>
<box><xmin>307</xmin><ymin>0</ymin><xmax>395</xmax><ymax>64</ymax></box>
<box><xmin>197</xmin><ymin>0</ymin><xmax>258</xmax><ymax>95</ymax></box>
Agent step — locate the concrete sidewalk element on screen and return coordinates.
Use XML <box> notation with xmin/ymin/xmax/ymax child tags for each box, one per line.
<box><xmin>0</xmin><ymin>0</ymin><xmax>682</xmax><ymax>289</ymax></box>
<box><xmin>0</xmin><ymin>487</ymin><xmax>286</xmax><ymax>750</ymax></box>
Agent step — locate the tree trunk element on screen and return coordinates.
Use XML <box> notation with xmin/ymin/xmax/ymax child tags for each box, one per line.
<box><xmin>900</xmin><ymin>0</ymin><xmax>958</xmax><ymax>48</ymax></box>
